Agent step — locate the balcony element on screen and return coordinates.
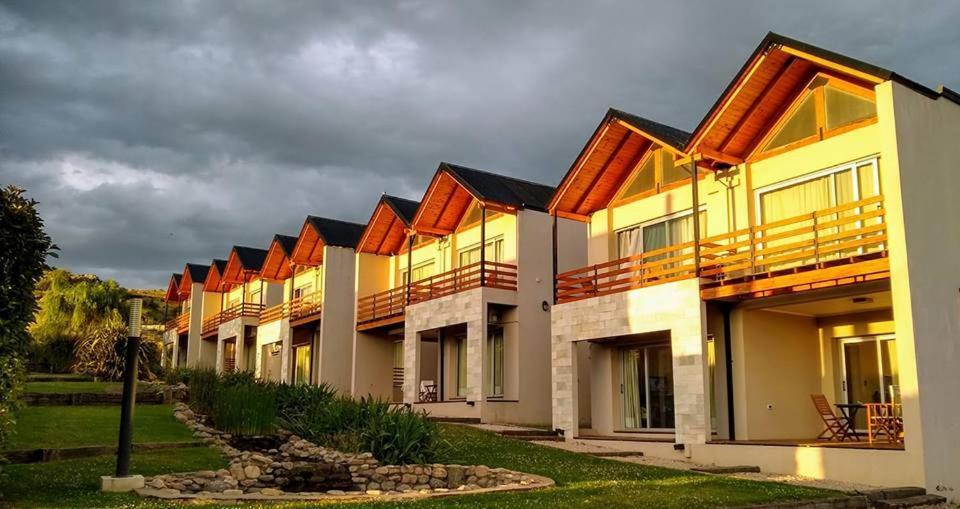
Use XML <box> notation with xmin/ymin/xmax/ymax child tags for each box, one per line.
<box><xmin>355</xmin><ymin>261</ymin><xmax>518</xmax><ymax>330</ymax></box>
<box><xmin>200</xmin><ymin>303</ymin><xmax>264</xmax><ymax>337</ymax></box>
<box><xmin>258</xmin><ymin>289</ymin><xmax>323</xmax><ymax>325</ymax></box>
<box><xmin>164</xmin><ymin>312</ymin><xmax>190</xmax><ymax>334</ymax></box>
<box><xmin>556</xmin><ymin>195</ymin><xmax>888</xmax><ymax>303</ymax></box>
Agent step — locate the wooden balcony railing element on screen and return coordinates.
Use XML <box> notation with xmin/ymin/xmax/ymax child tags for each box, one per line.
<box><xmin>409</xmin><ymin>261</ymin><xmax>517</xmax><ymax>305</ymax></box>
<box><xmin>200</xmin><ymin>303</ymin><xmax>264</xmax><ymax>336</ymax></box>
<box><xmin>356</xmin><ymin>261</ymin><xmax>518</xmax><ymax>326</ymax></box>
<box><xmin>357</xmin><ymin>285</ymin><xmax>408</xmax><ymax>325</ymax></box>
<box><xmin>258</xmin><ymin>289</ymin><xmax>323</xmax><ymax>324</ymax></box>
<box><xmin>556</xmin><ymin>195</ymin><xmax>887</xmax><ymax>304</ymax></box>
<box><xmin>165</xmin><ymin>312</ymin><xmax>190</xmax><ymax>333</ymax></box>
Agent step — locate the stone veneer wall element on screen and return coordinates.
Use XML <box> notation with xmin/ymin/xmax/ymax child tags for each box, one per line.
<box><xmin>403</xmin><ymin>289</ymin><xmax>487</xmax><ymax>405</ymax></box>
<box><xmin>551</xmin><ymin>278</ymin><xmax>709</xmax><ymax>444</ymax></box>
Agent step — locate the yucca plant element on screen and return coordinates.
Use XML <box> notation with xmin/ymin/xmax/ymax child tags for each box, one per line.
<box><xmin>361</xmin><ymin>406</ymin><xmax>446</xmax><ymax>464</ymax></box>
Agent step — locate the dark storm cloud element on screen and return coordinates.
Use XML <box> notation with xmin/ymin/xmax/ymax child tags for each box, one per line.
<box><xmin>2</xmin><ymin>0</ymin><xmax>958</xmax><ymax>288</ymax></box>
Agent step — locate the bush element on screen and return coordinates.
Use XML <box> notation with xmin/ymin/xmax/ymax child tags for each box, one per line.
<box><xmin>187</xmin><ymin>368</ymin><xmax>219</xmax><ymax>415</ymax></box>
<box><xmin>361</xmin><ymin>405</ymin><xmax>445</xmax><ymax>465</ymax></box>
<box><xmin>0</xmin><ymin>186</ymin><xmax>55</xmax><ymax>446</ymax></box>
<box><xmin>26</xmin><ymin>335</ymin><xmax>75</xmax><ymax>373</ymax></box>
<box><xmin>211</xmin><ymin>376</ymin><xmax>276</xmax><ymax>436</ymax></box>
<box><xmin>72</xmin><ymin>313</ymin><xmax>160</xmax><ymax>381</ymax></box>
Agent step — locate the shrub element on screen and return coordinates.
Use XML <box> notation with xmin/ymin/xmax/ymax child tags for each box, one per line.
<box><xmin>211</xmin><ymin>377</ymin><xmax>276</xmax><ymax>436</ymax></box>
<box><xmin>187</xmin><ymin>368</ymin><xmax>219</xmax><ymax>415</ymax></box>
<box><xmin>72</xmin><ymin>313</ymin><xmax>160</xmax><ymax>381</ymax></box>
<box><xmin>0</xmin><ymin>186</ymin><xmax>55</xmax><ymax>446</ymax></box>
<box><xmin>360</xmin><ymin>404</ymin><xmax>445</xmax><ymax>464</ymax></box>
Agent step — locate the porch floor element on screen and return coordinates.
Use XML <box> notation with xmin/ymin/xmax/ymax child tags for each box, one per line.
<box><xmin>709</xmin><ymin>438</ymin><xmax>903</xmax><ymax>451</ymax></box>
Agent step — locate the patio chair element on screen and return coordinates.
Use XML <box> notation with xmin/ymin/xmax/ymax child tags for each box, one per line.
<box><xmin>811</xmin><ymin>394</ymin><xmax>855</xmax><ymax>441</ymax></box>
<box><xmin>419</xmin><ymin>380</ymin><xmax>438</xmax><ymax>403</ymax></box>
<box><xmin>865</xmin><ymin>403</ymin><xmax>903</xmax><ymax>444</ymax></box>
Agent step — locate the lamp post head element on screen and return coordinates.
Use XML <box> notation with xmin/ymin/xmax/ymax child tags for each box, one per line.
<box><xmin>127</xmin><ymin>298</ymin><xmax>143</xmax><ymax>339</ymax></box>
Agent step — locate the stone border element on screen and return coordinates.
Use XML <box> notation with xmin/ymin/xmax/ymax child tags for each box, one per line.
<box><xmin>733</xmin><ymin>495</ymin><xmax>869</xmax><ymax>508</ymax></box>
<box><xmin>135</xmin><ymin>403</ymin><xmax>554</xmax><ymax>501</ymax></box>
<box><xmin>136</xmin><ymin>473</ymin><xmax>555</xmax><ymax>502</ymax></box>
<box><xmin>0</xmin><ymin>441</ymin><xmax>203</xmax><ymax>464</ymax></box>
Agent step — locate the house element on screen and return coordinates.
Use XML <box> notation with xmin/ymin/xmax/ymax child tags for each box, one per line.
<box><xmin>549</xmin><ymin>32</ymin><xmax>960</xmax><ymax>493</ymax></box>
<box><xmin>353</xmin><ymin>162</ymin><xmax>581</xmax><ymax>426</ymax></box>
<box><xmin>162</xmin><ymin>263</ymin><xmax>210</xmax><ymax>368</ymax></box>
<box><xmin>352</xmin><ymin>194</ymin><xmax>421</xmax><ymax>403</ymax></box>
<box><xmin>256</xmin><ymin>218</ymin><xmax>365</xmax><ymax>390</ymax></box>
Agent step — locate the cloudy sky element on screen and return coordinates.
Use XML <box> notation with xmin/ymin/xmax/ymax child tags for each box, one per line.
<box><xmin>2</xmin><ymin>1</ymin><xmax>958</xmax><ymax>289</ymax></box>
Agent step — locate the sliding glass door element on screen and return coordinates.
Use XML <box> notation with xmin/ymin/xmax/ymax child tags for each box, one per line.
<box><xmin>621</xmin><ymin>344</ymin><xmax>675</xmax><ymax>430</ymax></box>
<box><xmin>840</xmin><ymin>335</ymin><xmax>899</xmax><ymax>429</ymax></box>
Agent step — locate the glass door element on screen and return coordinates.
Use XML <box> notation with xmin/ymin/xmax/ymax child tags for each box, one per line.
<box><xmin>840</xmin><ymin>335</ymin><xmax>899</xmax><ymax>429</ymax></box>
<box><xmin>620</xmin><ymin>344</ymin><xmax>675</xmax><ymax>430</ymax></box>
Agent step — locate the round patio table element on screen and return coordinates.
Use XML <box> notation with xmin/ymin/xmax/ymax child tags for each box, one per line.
<box><xmin>834</xmin><ymin>403</ymin><xmax>864</xmax><ymax>441</ymax></box>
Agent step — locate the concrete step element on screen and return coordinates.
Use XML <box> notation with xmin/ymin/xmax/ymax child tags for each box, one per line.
<box><xmin>873</xmin><ymin>495</ymin><xmax>948</xmax><ymax>508</ymax></box>
<box><xmin>498</xmin><ymin>429</ymin><xmax>557</xmax><ymax>437</ymax></box>
<box><xmin>505</xmin><ymin>435</ymin><xmax>565</xmax><ymax>442</ymax></box>
<box><xmin>861</xmin><ymin>487</ymin><xmax>927</xmax><ymax>502</ymax></box>
<box><xmin>589</xmin><ymin>451</ymin><xmax>645</xmax><ymax>457</ymax></box>
<box><xmin>691</xmin><ymin>465</ymin><xmax>762</xmax><ymax>474</ymax></box>
<box><xmin>426</xmin><ymin>417</ymin><xmax>481</xmax><ymax>424</ymax></box>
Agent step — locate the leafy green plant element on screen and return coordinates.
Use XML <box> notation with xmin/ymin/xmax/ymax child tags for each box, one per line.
<box><xmin>187</xmin><ymin>368</ymin><xmax>219</xmax><ymax>415</ymax></box>
<box><xmin>361</xmin><ymin>404</ymin><xmax>446</xmax><ymax>464</ymax></box>
<box><xmin>210</xmin><ymin>378</ymin><xmax>276</xmax><ymax>436</ymax></box>
<box><xmin>0</xmin><ymin>186</ymin><xmax>55</xmax><ymax>446</ymax></box>
<box><xmin>72</xmin><ymin>314</ymin><xmax>161</xmax><ymax>381</ymax></box>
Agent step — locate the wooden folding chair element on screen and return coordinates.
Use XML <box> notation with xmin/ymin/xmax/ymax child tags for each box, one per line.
<box><xmin>811</xmin><ymin>394</ymin><xmax>854</xmax><ymax>441</ymax></box>
<box><xmin>866</xmin><ymin>403</ymin><xmax>903</xmax><ymax>444</ymax></box>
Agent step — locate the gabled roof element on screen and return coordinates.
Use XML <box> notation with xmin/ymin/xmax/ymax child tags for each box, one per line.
<box><xmin>202</xmin><ymin>259</ymin><xmax>229</xmax><ymax>293</ymax></box>
<box><xmin>688</xmin><ymin>32</ymin><xmax>959</xmax><ymax>165</ymax></box>
<box><xmin>290</xmin><ymin>217</ymin><xmax>366</xmax><ymax>266</ymax></box>
<box><xmin>176</xmin><ymin>263</ymin><xmax>210</xmax><ymax>299</ymax></box>
<box><xmin>164</xmin><ymin>273</ymin><xmax>182</xmax><ymax>302</ymax></box>
<box><xmin>260</xmin><ymin>234</ymin><xmax>299</xmax><ymax>282</ymax></box>
<box><xmin>356</xmin><ymin>195</ymin><xmax>421</xmax><ymax>256</ymax></box>
<box><xmin>412</xmin><ymin>162</ymin><xmax>554</xmax><ymax>236</ymax></box>
<box><xmin>548</xmin><ymin>108</ymin><xmax>691</xmax><ymax>220</ymax></box>
<box><xmin>222</xmin><ymin>246</ymin><xmax>268</xmax><ymax>284</ymax></box>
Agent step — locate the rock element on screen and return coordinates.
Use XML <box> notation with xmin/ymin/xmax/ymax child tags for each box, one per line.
<box><xmin>243</xmin><ymin>465</ymin><xmax>261</xmax><ymax>479</ymax></box>
<box><xmin>401</xmin><ymin>474</ymin><xmax>418</xmax><ymax>485</ymax></box>
<box><xmin>428</xmin><ymin>478</ymin><xmax>445</xmax><ymax>489</ymax></box>
<box><xmin>367</xmin><ymin>482</ymin><xmax>380</xmax><ymax>490</ymax></box>
<box><xmin>474</xmin><ymin>465</ymin><xmax>490</xmax><ymax>478</ymax></box>
<box><xmin>203</xmin><ymin>480</ymin><xmax>230</xmax><ymax>492</ymax></box>
<box><xmin>446</xmin><ymin>466</ymin><xmax>464</xmax><ymax>488</ymax></box>
<box><xmin>260</xmin><ymin>488</ymin><xmax>283</xmax><ymax>496</ymax></box>
<box><xmin>229</xmin><ymin>463</ymin><xmax>246</xmax><ymax>481</ymax></box>
<box><xmin>381</xmin><ymin>481</ymin><xmax>396</xmax><ymax>491</ymax></box>
<box><xmin>327</xmin><ymin>490</ymin><xmax>345</xmax><ymax>495</ymax></box>
<box><xmin>223</xmin><ymin>489</ymin><xmax>243</xmax><ymax>497</ymax></box>
<box><xmin>147</xmin><ymin>478</ymin><xmax>166</xmax><ymax>489</ymax></box>
<box><xmin>397</xmin><ymin>484</ymin><xmax>412</xmax><ymax>492</ymax></box>
<box><xmin>367</xmin><ymin>489</ymin><xmax>382</xmax><ymax>496</ymax></box>
<box><xmin>432</xmin><ymin>467</ymin><xmax>447</xmax><ymax>479</ymax></box>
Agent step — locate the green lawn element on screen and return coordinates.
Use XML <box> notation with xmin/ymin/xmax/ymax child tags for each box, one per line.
<box><xmin>0</xmin><ymin>423</ymin><xmax>839</xmax><ymax>508</ymax></box>
<box><xmin>23</xmin><ymin>381</ymin><xmax>122</xmax><ymax>394</ymax></box>
<box><xmin>2</xmin><ymin>405</ymin><xmax>195</xmax><ymax>450</ymax></box>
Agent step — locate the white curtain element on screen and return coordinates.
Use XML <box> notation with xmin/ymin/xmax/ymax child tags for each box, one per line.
<box><xmin>622</xmin><ymin>350</ymin><xmax>642</xmax><ymax>429</ymax></box>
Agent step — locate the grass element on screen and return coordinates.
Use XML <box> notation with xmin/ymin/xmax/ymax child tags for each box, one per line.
<box><xmin>2</xmin><ymin>405</ymin><xmax>195</xmax><ymax>450</ymax></box>
<box><xmin>0</xmin><ymin>423</ymin><xmax>840</xmax><ymax>508</ymax></box>
<box><xmin>23</xmin><ymin>381</ymin><xmax>122</xmax><ymax>394</ymax></box>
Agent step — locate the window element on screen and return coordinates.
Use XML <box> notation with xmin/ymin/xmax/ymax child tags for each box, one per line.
<box><xmin>621</xmin><ymin>344</ymin><xmax>675</xmax><ymax>430</ymax></box>
<box><xmin>294</xmin><ymin>344</ymin><xmax>311</xmax><ymax>385</ymax></box>
<box><xmin>457</xmin><ymin>236</ymin><xmax>504</xmax><ymax>267</ymax></box>
<box><xmin>294</xmin><ymin>283</ymin><xmax>313</xmax><ymax>299</ymax></box>
<box><xmin>758</xmin><ymin>77</ymin><xmax>876</xmax><ymax>157</ymax></box>
<box><xmin>756</xmin><ymin>158</ymin><xmax>882</xmax><ymax>269</ymax></box>
<box><xmin>617</xmin><ymin>147</ymin><xmax>697</xmax><ymax>201</ymax></box>
<box><xmin>401</xmin><ymin>261</ymin><xmax>435</xmax><ymax>285</ymax></box>
<box><xmin>250</xmin><ymin>287</ymin><xmax>262</xmax><ymax>305</ymax></box>
<box><xmin>455</xmin><ymin>335</ymin><xmax>468</xmax><ymax>397</ymax></box>
<box><xmin>616</xmin><ymin>210</ymin><xmax>705</xmax><ymax>259</ymax></box>
<box><xmin>487</xmin><ymin>327</ymin><xmax>504</xmax><ymax>396</ymax></box>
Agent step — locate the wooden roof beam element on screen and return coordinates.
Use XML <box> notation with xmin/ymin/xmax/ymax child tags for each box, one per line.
<box><xmin>548</xmin><ymin>122</ymin><xmax>613</xmax><ymax>213</ymax></box>
<box><xmin>779</xmin><ymin>46</ymin><xmax>885</xmax><ymax>85</ymax></box>
<box><xmin>374</xmin><ymin>215</ymin><xmax>397</xmax><ymax>255</ymax></box>
<box><xmin>716</xmin><ymin>56</ymin><xmax>798</xmax><ymax>155</ymax></box>
<box><xmin>570</xmin><ymin>130</ymin><xmax>634</xmax><ymax>215</ymax></box>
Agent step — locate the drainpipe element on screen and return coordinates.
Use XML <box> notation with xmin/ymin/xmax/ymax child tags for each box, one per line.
<box><xmin>721</xmin><ymin>302</ymin><xmax>736</xmax><ymax>441</ymax></box>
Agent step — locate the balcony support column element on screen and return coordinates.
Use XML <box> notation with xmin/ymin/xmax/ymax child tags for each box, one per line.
<box><xmin>552</xmin><ymin>212</ymin><xmax>558</xmax><ymax>303</ymax></box>
<box><xmin>690</xmin><ymin>154</ymin><xmax>702</xmax><ymax>276</ymax></box>
<box><xmin>406</xmin><ymin>233</ymin><xmax>414</xmax><ymax>304</ymax></box>
<box><xmin>480</xmin><ymin>206</ymin><xmax>487</xmax><ymax>287</ymax></box>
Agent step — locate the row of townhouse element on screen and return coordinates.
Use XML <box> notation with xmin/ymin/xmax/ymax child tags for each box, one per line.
<box><xmin>161</xmin><ymin>33</ymin><xmax>960</xmax><ymax>497</ymax></box>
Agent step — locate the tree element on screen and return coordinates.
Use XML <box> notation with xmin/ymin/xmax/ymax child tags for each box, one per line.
<box><xmin>0</xmin><ymin>186</ymin><xmax>55</xmax><ymax>445</ymax></box>
<box><xmin>73</xmin><ymin>313</ymin><xmax>160</xmax><ymax>381</ymax></box>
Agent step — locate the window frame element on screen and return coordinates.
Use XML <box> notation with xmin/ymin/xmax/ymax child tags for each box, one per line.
<box><xmin>610</xmin><ymin>147</ymin><xmax>707</xmax><ymax>208</ymax></box>
<box><xmin>748</xmin><ymin>72</ymin><xmax>878</xmax><ymax>162</ymax></box>
<box><xmin>456</xmin><ymin>235</ymin><xmax>505</xmax><ymax>268</ymax></box>
<box><xmin>486</xmin><ymin>326</ymin><xmax>505</xmax><ymax>397</ymax></box>
<box><xmin>614</xmin><ymin>207</ymin><xmax>706</xmax><ymax>259</ymax></box>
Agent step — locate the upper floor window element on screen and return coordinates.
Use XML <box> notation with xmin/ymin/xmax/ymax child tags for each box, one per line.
<box><xmin>615</xmin><ymin>147</ymin><xmax>696</xmax><ymax>203</ymax></box>
<box><xmin>401</xmin><ymin>261</ymin><xmax>435</xmax><ymax>285</ymax></box>
<box><xmin>616</xmin><ymin>210</ymin><xmax>705</xmax><ymax>259</ymax></box>
<box><xmin>294</xmin><ymin>283</ymin><xmax>313</xmax><ymax>299</ymax></box>
<box><xmin>458</xmin><ymin>236</ymin><xmax>504</xmax><ymax>267</ymax></box>
<box><xmin>757</xmin><ymin>75</ymin><xmax>877</xmax><ymax>158</ymax></box>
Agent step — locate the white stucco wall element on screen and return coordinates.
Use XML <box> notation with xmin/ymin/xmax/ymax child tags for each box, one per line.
<box><xmin>315</xmin><ymin>245</ymin><xmax>357</xmax><ymax>393</ymax></box>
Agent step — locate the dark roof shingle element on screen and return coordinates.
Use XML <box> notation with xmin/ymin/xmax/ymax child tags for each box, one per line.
<box><xmin>212</xmin><ymin>259</ymin><xmax>227</xmax><ymax>275</ymax></box>
<box><xmin>442</xmin><ymin>163</ymin><xmax>555</xmax><ymax>211</ymax></box>
<box><xmin>382</xmin><ymin>195</ymin><xmax>420</xmax><ymax>225</ymax></box>
<box><xmin>305</xmin><ymin>217</ymin><xmax>366</xmax><ymax>248</ymax></box>
<box><xmin>232</xmin><ymin>246</ymin><xmax>268</xmax><ymax>271</ymax></box>
<box><xmin>185</xmin><ymin>263</ymin><xmax>210</xmax><ymax>284</ymax></box>
<box><xmin>274</xmin><ymin>234</ymin><xmax>299</xmax><ymax>257</ymax></box>
<box><xmin>608</xmin><ymin>108</ymin><xmax>691</xmax><ymax>151</ymax></box>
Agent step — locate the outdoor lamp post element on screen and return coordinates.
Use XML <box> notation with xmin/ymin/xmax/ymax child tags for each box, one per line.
<box><xmin>100</xmin><ymin>298</ymin><xmax>146</xmax><ymax>492</ymax></box>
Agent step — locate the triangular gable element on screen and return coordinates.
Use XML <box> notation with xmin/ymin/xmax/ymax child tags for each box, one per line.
<box><xmin>687</xmin><ymin>32</ymin><xmax>906</xmax><ymax>166</ymax></box>
<box><xmin>203</xmin><ymin>259</ymin><xmax>228</xmax><ymax>293</ymax></box>
<box><xmin>164</xmin><ymin>273</ymin><xmax>182</xmax><ymax>302</ymax></box>
<box><xmin>548</xmin><ymin>109</ymin><xmax>691</xmax><ymax>221</ymax></box>
<box><xmin>290</xmin><ymin>217</ymin><xmax>366</xmax><ymax>266</ymax></box>
<box><xmin>179</xmin><ymin>263</ymin><xmax>209</xmax><ymax>299</ymax></box>
<box><xmin>357</xmin><ymin>195</ymin><xmax>419</xmax><ymax>256</ymax></box>
<box><xmin>260</xmin><ymin>234</ymin><xmax>298</xmax><ymax>282</ymax></box>
<box><xmin>222</xmin><ymin>246</ymin><xmax>267</xmax><ymax>284</ymax></box>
